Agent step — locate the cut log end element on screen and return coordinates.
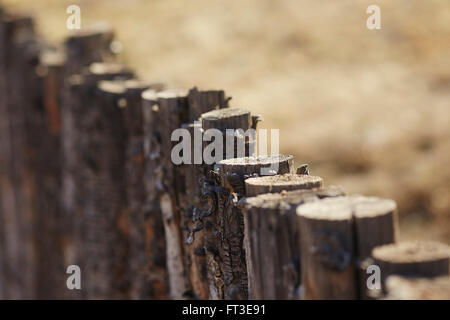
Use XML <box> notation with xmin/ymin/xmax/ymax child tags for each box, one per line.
<box><xmin>372</xmin><ymin>241</ymin><xmax>450</xmax><ymax>264</ymax></box>
<box><xmin>385</xmin><ymin>275</ymin><xmax>450</xmax><ymax>300</ymax></box>
<box><xmin>297</xmin><ymin>195</ymin><xmax>397</xmax><ymax>221</ymax></box>
<box><xmin>65</xmin><ymin>22</ymin><xmax>113</xmax><ymax>40</ymax></box>
<box><xmin>245</xmin><ymin>186</ymin><xmax>344</xmax><ymax>210</ymax></box>
<box><xmin>201</xmin><ymin>108</ymin><xmax>251</xmax><ymax>132</ymax></box>
<box><xmin>245</xmin><ymin>173</ymin><xmax>323</xmax><ymax>197</ymax></box>
<box><xmin>89</xmin><ymin>62</ymin><xmax>132</xmax><ymax>76</ymax></box>
<box><xmin>156</xmin><ymin>88</ymin><xmax>188</xmax><ymax>100</ymax></box>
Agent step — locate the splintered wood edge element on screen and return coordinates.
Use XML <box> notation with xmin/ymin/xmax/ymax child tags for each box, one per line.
<box><xmin>296</xmin><ymin>195</ymin><xmax>397</xmax><ymax>221</ymax></box>
<box><xmin>372</xmin><ymin>241</ymin><xmax>450</xmax><ymax>264</ymax></box>
<box><xmin>220</xmin><ymin>155</ymin><xmax>294</xmax><ymax>168</ymax></box>
<box><xmin>201</xmin><ymin>107</ymin><xmax>250</xmax><ymax>121</ymax></box>
<box><xmin>245</xmin><ymin>174</ymin><xmax>323</xmax><ymax>192</ymax></box>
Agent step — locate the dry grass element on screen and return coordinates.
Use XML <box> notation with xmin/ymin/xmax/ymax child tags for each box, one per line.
<box><xmin>4</xmin><ymin>0</ymin><xmax>449</xmax><ymax>243</ymax></box>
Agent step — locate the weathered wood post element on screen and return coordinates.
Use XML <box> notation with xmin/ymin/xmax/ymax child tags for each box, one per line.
<box><xmin>61</xmin><ymin>65</ymin><xmax>133</xmax><ymax>299</ymax></box>
<box><xmin>149</xmin><ymin>88</ymin><xmax>192</xmax><ymax>299</ymax></box>
<box><xmin>0</xmin><ymin>12</ymin><xmax>42</xmax><ymax>299</ymax></box>
<box><xmin>140</xmin><ymin>89</ymin><xmax>170</xmax><ymax>299</ymax></box>
<box><xmin>121</xmin><ymin>80</ymin><xmax>166</xmax><ymax>299</ymax></box>
<box><xmin>242</xmin><ymin>174</ymin><xmax>342</xmax><ymax>299</ymax></box>
<box><xmin>33</xmin><ymin>49</ymin><xmax>68</xmax><ymax>299</ymax></box>
<box><xmin>64</xmin><ymin>23</ymin><xmax>115</xmax><ymax>76</ymax></box>
<box><xmin>181</xmin><ymin>89</ymin><xmax>229</xmax><ymax>299</ymax></box>
<box><xmin>195</xmin><ymin>107</ymin><xmax>254</xmax><ymax>300</ymax></box>
<box><xmin>141</xmin><ymin>88</ymin><xmax>229</xmax><ymax>299</ymax></box>
<box><xmin>296</xmin><ymin>196</ymin><xmax>398</xmax><ymax>299</ymax></box>
<box><xmin>59</xmin><ymin>25</ymin><xmax>119</xmax><ymax>299</ymax></box>
<box><xmin>372</xmin><ymin>241</ymin><xmax>450</xmax><ymax>292</ymax></box>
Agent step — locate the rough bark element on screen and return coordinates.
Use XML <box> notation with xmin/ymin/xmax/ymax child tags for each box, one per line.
<box><xmin>243</xmin><ymin>182</ymin><xmax>342</xmax><ymax>300</ymax></box>
<box><xmin>296</xmin><ymin>196</ymin><xmax>399</xmax><ymax>300</ymax></box>
<box><xmin>199</xmin><ymin>154</ymin><xmax>295</xmax><ymax>300</ymax></box>
<box><xmin>122</xmin><ymin>80</ymin><xmax>166</xmax><ymax>299</ymax></box>
<box><xmin>372</xmin><ymin>241</ymin><xmax>450</xmax><ymax>291</ymax></box>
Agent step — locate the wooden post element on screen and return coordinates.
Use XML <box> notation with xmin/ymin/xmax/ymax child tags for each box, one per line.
<box><xmin>187</xmin><ymin>87</ymin><xmax>229</xmax><ymax>122</ymax></box>
<box><xmin>384</xmin><ymin>275</ymin><xmax>450</xmax><ymax>300</ymax></box>
<box><xmin>61</xmin><ymin>65</ymin><xmax>133</xmax><ymax>299</ymax></box>
<box><xmin>142</xmin><ymin>88</ymin><xmax>230</xmax><ymax>299</ymax></box>
<box><xmin>181</xmin><ymin>89</ymin><xmax>230</xmax><ymax>299</ymax></box>
<box><xmin>32</xmin><ymin>49</ymin><xmax>68</xmax><ymax>299</ymax></box>
<box><xmin>245</xmin><ymin>173</ymin><xmax>323</xmax><ymax>197</ymax></box>
<box><xmin>194</xmin><ymin>107</ymin><xmax>253</xmax><ymax>300</ymax></box>
<box><xmin>0</xmin><ymin>12</ymin><xmax>41</xmax><ymax>299</ymax></box>
<box><xmin>153</xmin><ymin>89</ymin><xmax>192</xmax><ymax>299</ymax></box>
<box><xmin>198</xmin><ymin>154</ymin><xmax>295</xmax><ymax>300</ymax></box>
<box><xmin>372</xmin><ymin>241</ymin><xmax>450</xmax><ymax>292</ymax></box>
<box><xmin>121</xmin><ymin>80</ymin><xmax>166</xmax><ymax>299</ymax></box>
<box><xmin>64</xmin><ymin>23</ymin><xmax>115</xmax><ymax>76</ymax></box>
<box><xmin>244</xmin><ymin>183</ymin><xmax>343</xmax><ymax>300</ymax></box>
<box><xmin>296</xmin><ymin>196</ymin><xmax>398</xmax><ymax>299</ymax></box>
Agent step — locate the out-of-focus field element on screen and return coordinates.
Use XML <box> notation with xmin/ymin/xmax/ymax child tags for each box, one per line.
<box><xmin>4</xmin><ymin>0</ymin><xmax>449</xmax><ymax>243</ymax></box>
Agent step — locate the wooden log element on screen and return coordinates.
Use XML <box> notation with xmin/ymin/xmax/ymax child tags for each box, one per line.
<box><xmin>200</xmin><ymin>154</ymin><xmax>295</xmax><ymax>300</ymax></box>
<box><xmin>157</xmin><ymin>89</ymin><xmax>192</xmax><ymax>299</ymax></box>
<box><xmin>140</xmin><ymin>89</ymin><xmax>170</xmax><ymax>299</ymax></box>
<box><xmin>77</xmin><ymin>79</ymin><xmax>133</xmax><ymax>299</ymax></box>
<box><xmin>181</xmin><ymin>89</ymin><xmax>230</xmax><ymax>299</ymax></box>
<box><xmin>33</xmin><ymin>49</ymin><xmax>67</xmax><ymax>299</ymax></box>
<box><xmin>243</xmin><ymin>185</ymin><xmax>344</xmax><ymax>300</ymax></box>
<box><xmin>0</xmin><ymin>12</ymin><xmax>40</xmax><ymax>299</ymax></box>
<box><xmin>121</xmin><ymin>80</ymin><xmax>166</xmax><ymax>299</ymax></box>
<box><xmin>61</xmin><ymin>65</ymin><xmax>133</xmax><ymax>299</ymax></box>
<box><xmin>296</xmin><ymin>196</ymin><xmax>398</xmax><ymax>299</ymax></box>
<box><xmin>194</xmin><ymin>108</ymin><xmax>253</xmax><ymax>300</ymax></box>
<box><xmin>64</xmin><ymin>22</ymin><xmax>116</xmax><ymax>76</ymax></box>
<box><xmin>245</xmin><ymin>173</ymin><xmax>323</xmax><ymax>197</ymax></box>
<box><xmin>372</xmin><ymin>241</ymin><xmax>450</xmax><ymax>291</ymax></box>
<box><xmin>353</xmin><ymin>197</ymin><xmax>398</xmax><ymax>299</ymax></box>
<box><xmin>187</xmin><ymin>87</ymin><xmax>229</xmax><ymax>122</ymax></box>
<box><xmin>384</xmin><ymin>275</ymin><xmax>450</xmax><ymax>300</ymax></box>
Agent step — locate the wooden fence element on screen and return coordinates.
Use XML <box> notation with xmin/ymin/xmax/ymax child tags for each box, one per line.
<box><xmin>0</xmin><ymin>9</ymin><xmax>449</xmax><ymax>300</ymax></box>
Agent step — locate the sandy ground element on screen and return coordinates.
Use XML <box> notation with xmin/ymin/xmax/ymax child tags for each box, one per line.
<box><xmin>3</xmin><ymin>0</ymin><xmax>449</xmax><ymax>243</ymax></box>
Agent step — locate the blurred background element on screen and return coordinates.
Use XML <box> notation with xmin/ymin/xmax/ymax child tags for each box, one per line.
<box><xmin>4</xmin><ymin>0</ymin><xmax>449</xmax><ymax>243</ymax></box>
